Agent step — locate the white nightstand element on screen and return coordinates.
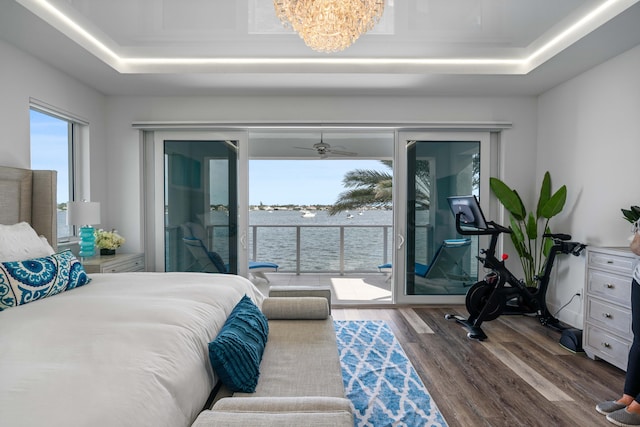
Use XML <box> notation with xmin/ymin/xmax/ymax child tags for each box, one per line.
<box><xmin>83</xmin><ymin>253</ymin><xmax>145</xmax><ymax>274</ymax></box>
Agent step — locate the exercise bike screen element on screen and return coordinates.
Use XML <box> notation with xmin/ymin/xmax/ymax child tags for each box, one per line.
<box><xmin>447</xmin><ymin>195</ymin><xmax>488</xmax><ymax>230</ymax></box>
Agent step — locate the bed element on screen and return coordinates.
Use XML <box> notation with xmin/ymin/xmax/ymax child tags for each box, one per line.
<box><xmin>0</xmin><ymin>166</ymin><xmax>264</xmax><ymax>427</ymax></box>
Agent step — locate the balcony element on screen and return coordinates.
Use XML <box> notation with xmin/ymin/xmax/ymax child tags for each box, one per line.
<box><xmin>167</xmin><ymin>220</ymin><xmax>472</xmax><ymax>304</ymax></box>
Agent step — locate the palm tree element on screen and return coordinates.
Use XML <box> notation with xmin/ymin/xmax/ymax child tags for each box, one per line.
<box><xmin>329</xmin><ymin>160</ymin><xmax>432</xmax><ymax>215</ymax></box>
<box><xmin>329</xmin><ymin>152</ymin><xmax>478</xmax><ymax>215</ymax></box>
<box><xmin>328</xmin><ymin>161</ymin><xmax>392</xmax><ymax>215</ymax></box>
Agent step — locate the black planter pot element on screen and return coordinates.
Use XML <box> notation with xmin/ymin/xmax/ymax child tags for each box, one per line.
<box><xmin>100</xmin><ymin>248</ymin><xmax>116</xmax><ymax>256</ymax></box>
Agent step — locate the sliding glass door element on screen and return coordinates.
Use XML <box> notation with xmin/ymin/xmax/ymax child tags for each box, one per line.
<box><xmin>147</xmin><ymin>131</ymin><xmax>248</xmax><ymax>275</ymax></box>
<box><xmin>395</xmin><ymin>131</ymin><xmax>491</xmax><ymax>304</ymax></box>
<box><xmin>164</xmin><ymin>140</ymin><xmax>239</xmax><ymax>273</ymax></box>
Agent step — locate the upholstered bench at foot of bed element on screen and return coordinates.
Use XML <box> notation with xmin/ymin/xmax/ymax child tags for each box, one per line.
<box><xmin>192</xmin><ymin>396</ymin><xmax>354</xmax><ymax>427</ymax></box>
<box><xmin>192</xmin><ymin>296</ymin><xmax>353</xmax><ymax>426</ymax></box>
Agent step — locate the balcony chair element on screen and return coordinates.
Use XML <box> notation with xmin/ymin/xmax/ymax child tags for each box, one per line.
<box><xmin>182</xmin><ymin>237</ymin><xmax>279</xmax><ymax>283</ymax></box>
<box><xmin>378</xmin><ymin>238</ymin><xmax>473</xmax><ymax>284</ymax></box>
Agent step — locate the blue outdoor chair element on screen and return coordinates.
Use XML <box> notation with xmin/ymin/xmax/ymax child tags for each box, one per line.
<box><xmin>378</xmin><ymin>238</ymin><xmax>472</xmax><ymax>283</ymax></box>
<box><xmin>182</xmin><ymin>237</ymin><xmax>279</xmax><ymax>283</ymax></box>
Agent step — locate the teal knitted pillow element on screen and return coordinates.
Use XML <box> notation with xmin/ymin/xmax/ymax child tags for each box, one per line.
<box><xmin>208</xmin><ymin>295</ymin><xmax>269</xmax><ymax>393</ymax></box>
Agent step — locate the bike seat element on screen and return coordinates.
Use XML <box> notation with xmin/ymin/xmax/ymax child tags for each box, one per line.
<box><xmin>543</xmin><ymin>233</ymin><xmax>572</xmax><ymax>241</ymax></box>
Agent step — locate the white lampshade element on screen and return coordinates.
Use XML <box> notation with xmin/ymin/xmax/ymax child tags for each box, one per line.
<box><xmin>67</xmin><ymin>201</ymin><xmax>101</xmax><ymax>226</ymax></box>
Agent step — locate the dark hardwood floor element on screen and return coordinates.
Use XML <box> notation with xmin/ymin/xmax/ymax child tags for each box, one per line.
<box><xmin>332</xmin><ymin>305</ymin><xmax>626</xmax><ymax>427</ymax></box>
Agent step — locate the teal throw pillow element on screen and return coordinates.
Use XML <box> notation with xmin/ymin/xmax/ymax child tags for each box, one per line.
<box><xmin>0</xmin><ymin>250</ymin><xmax>91</xmax><ymax>311</ymax></box>
<box><xmin>208</xmin><ymin>295</ymin><xmax>269</xmax><ymax>393</ymax></box>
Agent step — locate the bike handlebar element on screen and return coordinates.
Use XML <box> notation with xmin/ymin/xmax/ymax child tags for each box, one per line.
<box><xmin>454</xmin><ymin>213</ymin><xmax>511</xmax><ymax>236</ymax></box>
<box><xmin>543</xmin><ymin>232</ymin><xmax>572</xmax><ymax>241</ymax></box>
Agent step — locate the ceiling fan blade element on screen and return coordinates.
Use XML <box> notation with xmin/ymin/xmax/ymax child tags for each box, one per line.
<box><xmin>293</xmin><ymin>146</ymin><xmax>316</xmax><ymax>151</ymax></box>
<box><xmin>329</xmin><ymin>149</ymin><xmax>358</xmax><ymax>156</ymax></box>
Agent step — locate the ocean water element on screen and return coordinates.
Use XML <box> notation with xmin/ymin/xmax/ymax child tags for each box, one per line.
<box><xmin>57</xmin><ymin>211</ymin><xmax>70</xmax><ymax>237</ymax></box>
<box><xmin>249</xmin><ymin>209</ymin><xmax>393</xmax><ymax>272</ymax></box>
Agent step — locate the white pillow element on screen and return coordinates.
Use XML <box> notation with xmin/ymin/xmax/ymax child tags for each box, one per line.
<box><xmin>0</xmin><ymin>222</ymin><xmax>56</xmax><ymax>262</ymax></box>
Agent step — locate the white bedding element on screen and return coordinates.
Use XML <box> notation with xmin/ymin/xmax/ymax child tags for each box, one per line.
<box><xmin>0</xmin><ymin>272</ymin><xmax>264</xmax><ymax>427</ymax></box>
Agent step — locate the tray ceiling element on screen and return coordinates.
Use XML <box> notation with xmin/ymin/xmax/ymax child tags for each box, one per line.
<box><xmin>1</xmin><ymin>0</ymin><xmax>639</xmax><ymax>95</ymax></box>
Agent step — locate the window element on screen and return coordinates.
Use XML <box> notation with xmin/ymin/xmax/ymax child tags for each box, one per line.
<box><xmin>30</xmin><ymin>108</ymin><xmax>74</xmax><ymax>240</ymax></box>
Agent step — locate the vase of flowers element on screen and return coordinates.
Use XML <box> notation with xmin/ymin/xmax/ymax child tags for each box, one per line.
<box><xmin>95</xmin><ymin>229</ymin><xmax>125</xmax><ymax>256</ymax></box>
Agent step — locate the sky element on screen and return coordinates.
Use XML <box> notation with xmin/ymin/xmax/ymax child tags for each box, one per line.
<box><xmin>30</xmin><ymin>110</ymin><xmax>70</xmax><ymax>204</ymax></box>
<box><xmin>28</xmin><ymin>110</ymin><xmax>389</xmax><ymax>207</ymax></box>
<box><xmin>249</xmin><ymin>159</ymin><xmax>389</xmax><ymax>206</ymax></box>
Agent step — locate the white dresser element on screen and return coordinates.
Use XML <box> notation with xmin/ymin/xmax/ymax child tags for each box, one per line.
<box><xmin>583</xmin><ymin>246</ymin><xmax>638</xmax><ymax>371</ymax></box>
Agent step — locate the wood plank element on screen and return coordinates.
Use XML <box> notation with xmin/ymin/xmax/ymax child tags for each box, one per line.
<box><xmin>481</xmin><ymin>340</ymin><xmax>573</xmax><ymax>401</ymax></box>
<box><xmin>400</xmin><ymin>307</ymin><xmax>435</xmax><ymax>334</ymax></box>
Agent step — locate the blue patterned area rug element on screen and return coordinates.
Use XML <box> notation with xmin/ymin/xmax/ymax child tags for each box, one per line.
<box><xmin>334</xmin><ymin>320</ymin><xmax>448</xmax><ymax>427</ymax></box>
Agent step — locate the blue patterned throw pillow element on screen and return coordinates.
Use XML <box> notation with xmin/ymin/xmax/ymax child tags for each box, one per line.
<box><xmin>0</xmin><ymin>250</ymin><xmax>91</xmax><ymax>311</ymax></box>
<box><xmin>208</xmin><ymin>295</ymin><xmax>269</xmax><ymax>393</ymax></box>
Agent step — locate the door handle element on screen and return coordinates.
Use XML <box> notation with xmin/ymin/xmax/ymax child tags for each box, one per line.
<box><xmin>240</xmin><ymin>232</ymin><xmax>247</xmax><ymax>250</ymax></box>
<box><xmin>397</xmin><ymin>234</ymin><xmax>405</xmax><ymax>250</ymax></box>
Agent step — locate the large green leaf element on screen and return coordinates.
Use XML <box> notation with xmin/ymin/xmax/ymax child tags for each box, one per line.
<box><xmin>512</xmin><ymin>190</ymin><xmax>527</xmax><ymax>221</ymax></box>
<box><xmin>490</xmin><ymin>178</ymin><xmax>526</xmax><ymax>220</ymax></box>
<box><xmin>509</xmin><ymin>216</ymin><xmax>525</xmax><ymax>246</ymax></box>
<box><xmin>542</xmin><ymin>226</ymin><xmax>554</xmax><ymax>258</ymax></box>
<box><xmin>539</xmin><ymin>186</ymin><xmax>567</xmax><ymax>218</ymax></box>
<box><xmin>536</xmin><ymin>172</ymin><xmax>551</xmax><ymax>218</ymax></box>
<box><xmin>525</xmin><ymin>212</ymin><xmax>537</xmax><ymax>240</ymax></box>
<box><xmin>510</xmin><ymin>233</ymin><xmax>526</xmax><ymax>258</ymax></box>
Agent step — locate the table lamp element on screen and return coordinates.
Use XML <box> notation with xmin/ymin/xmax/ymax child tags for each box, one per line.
<box><xmin>67</xmin><ymin>200</ymin><xmax>101</xmax><ymax>258</ymax></box>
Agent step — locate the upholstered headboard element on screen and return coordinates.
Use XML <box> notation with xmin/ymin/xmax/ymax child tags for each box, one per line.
<box><xmin>0</xmin><ymin>166</ymin><xmax>57</xmax><ymax>250</ymax></box>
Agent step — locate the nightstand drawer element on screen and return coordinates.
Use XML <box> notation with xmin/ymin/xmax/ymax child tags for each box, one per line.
<box><xmin>586</xmin><ymin>297</ymin><xmax>632</xmax><ymax>336</ymax></box>
<box><xmin>587</xmin><ymin>270</ymin><xmax>632</xmax><ymax>308</ymax></box>
<box><xmin>584</xmin><ymin>324</ymin><xmax>630</xmax><ymax>371</ymax></box>
<box><xmin>83</xmin><ymin>253</ymin><xmax>145</xmax><ymax>274</ymax></box>
<box><xmin>102</xmin><ymin>257</ymin><xmax>144</xmax><ymax>273</ymax></box>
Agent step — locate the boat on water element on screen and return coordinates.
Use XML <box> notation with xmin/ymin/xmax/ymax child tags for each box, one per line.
<box><xmin>346</xmin><ymin>214</ymin><xmax>354</xmax><ymax>219</ymax></box>
<box><xmin>301</xmin><ymin>210</ymin><xmax>316</xmax><ymax>218</ymax></box>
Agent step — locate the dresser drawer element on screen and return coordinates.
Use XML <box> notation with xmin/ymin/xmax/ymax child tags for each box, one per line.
<box><xmin>588</xmin><ymin>251</ymin><xmax>636</xmax><ymax>275</ymax></box>
<box><xmin>586</xmin><ymin>297</ymin><xmax>632</xmax><ymax>336</ymax></box>
<box><xmin>587</xmin><ymin>270</ymin><xmax>632</xmax><ymax>308</ymax></box>
<box><xmin>584</xmin><ymin>324</ymin><xmax>630</xmax><ymax>371</ymax></box>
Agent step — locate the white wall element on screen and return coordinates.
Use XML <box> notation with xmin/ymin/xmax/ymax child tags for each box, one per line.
<box><xmin>538</xmin><ymin>43</ymin><xmax>640</xmax><ymax>327</ymax></box>
<box><xmin>0</xmin><ymin>39</ymin><xmax>108</xmax><ymax>220</ymax></box>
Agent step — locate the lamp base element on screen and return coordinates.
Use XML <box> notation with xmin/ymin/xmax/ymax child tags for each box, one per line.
<box><xmin>78</xmin><ymin>226</ymin><xmax>96</xmax><ymax>258</ymax></box>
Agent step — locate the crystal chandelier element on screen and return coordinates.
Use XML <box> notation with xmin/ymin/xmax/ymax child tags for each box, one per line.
<box><xmin>274</xmin><ymin>0</ymin><xmax>385</xmax><ymax>53</ymax></box>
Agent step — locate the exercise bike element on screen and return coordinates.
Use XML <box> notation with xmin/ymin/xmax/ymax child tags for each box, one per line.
<box><xmin>444</xmin><ymin>196</ymin><xmax>586</xmax><ymax>341</ymax></box>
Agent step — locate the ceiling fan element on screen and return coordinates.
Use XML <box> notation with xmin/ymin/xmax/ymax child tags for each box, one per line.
<box><xmin>294</xmin><ymin>134</ymin><xmax>357</xmax><ymax>159</ymax></box>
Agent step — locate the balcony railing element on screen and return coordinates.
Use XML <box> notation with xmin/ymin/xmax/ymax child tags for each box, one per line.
<box><xmin>165</xmin><ymin>223</ymin><xmax>447</xmax><ymax>275</ymax></box>
<box><xmin>249</xmin><ymin>224</ymin><xmax>393</xmax><ymax>275</ymax></box>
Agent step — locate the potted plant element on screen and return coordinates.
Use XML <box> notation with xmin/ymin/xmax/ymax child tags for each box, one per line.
<box><xmin>489</xmin><ymin>171</ymin><xmax>567</xmax><ymax>288</ymax></box>
<box><xmin>95</xmin><ymin>229</ymin><xmax>125</xmax><ymax>255</ymax></box>
<box><xmin>621</xmin><ymin>205</ymin><xmax>640</xmax><ymax>224</ymax></box>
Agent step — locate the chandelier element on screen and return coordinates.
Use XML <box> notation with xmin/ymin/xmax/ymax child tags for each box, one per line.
<box><xmin>273</xmin><ymin>0</ymin><xmax>385</xmax><ymax>53</ymax></box>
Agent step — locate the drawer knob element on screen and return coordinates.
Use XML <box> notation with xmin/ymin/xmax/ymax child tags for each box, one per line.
<box><xmin>602</xmin><ymin>342</ymin><xmax>611</xmax><ymax>348</ymax></box>
<box><xmin>603</xmin><ymin>313</ymin><xmax>612</xmax><ymax>319</ymax></box>
<box><xmin>606</xmin><ymin>283</ymin><xmax>614</xmax><ymax>289</ymax></box>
